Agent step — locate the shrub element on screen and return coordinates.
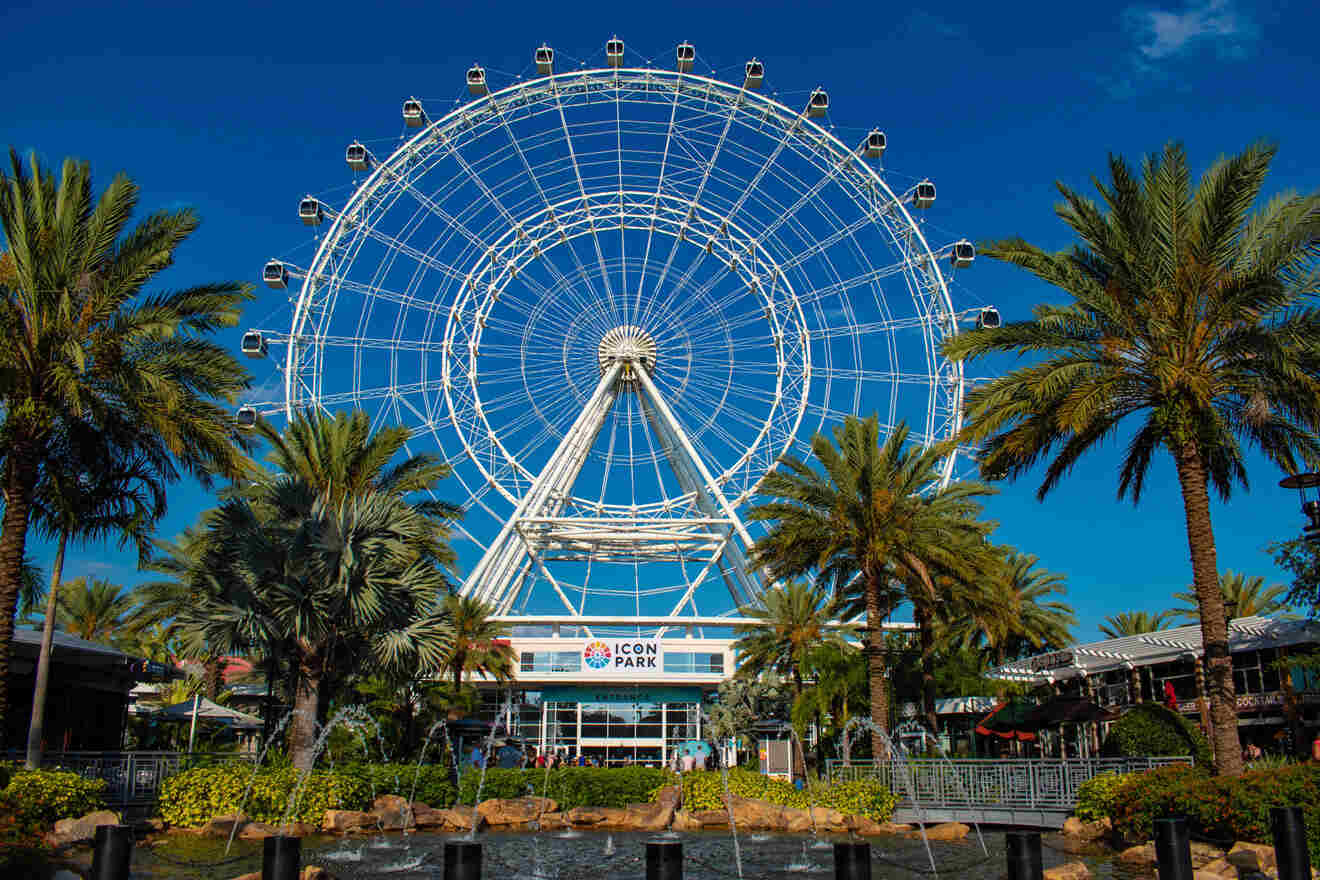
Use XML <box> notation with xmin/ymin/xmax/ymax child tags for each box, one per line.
<box><xmin>662</xmin><ymin>769</ymin><xmax>897</xmax><ymax>823</ymax></box>
<box><xmin>455</xmin><ymin>767</ymin><xmax>671</xmax><ymax>809</ymax></box>
<box><xmin>338</xmin><ymin>763</ymin><xmax>457</xmax><ymax>810</ymax></box>
<box><xmin>3</xmin><ymin>769</ymin><xmax>107</xmax><ymax>828</ymax></box>
<box><xmin>1101</xmin><ymin>704</ymin><xmax>1212</xmax><ymax>767</ymax></box>
<box><xmin>159</xmin><ymin>764</ymin><xmax>372</xmax><ymax>827</ymax></box>
<box><xmin>1106</xmin><ymin>763</ymin><xmax>1320</xmax><ymax>861</ymax></box>
<box><xmin>1073</xmin><ymin>772</ymin><xmax>1133</xmax><ymax>822</ymax></box>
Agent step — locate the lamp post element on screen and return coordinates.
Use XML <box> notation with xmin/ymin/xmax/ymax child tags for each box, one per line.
<box><xmin>1279</xmin><ymin>473</ymin><xmax>1320</xmax><ymax>543</ymax></box>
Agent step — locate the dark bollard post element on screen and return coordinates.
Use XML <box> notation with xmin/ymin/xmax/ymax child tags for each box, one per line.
<box><xmin>647</xmin><ymin>839</ymin><xmax>683</xmax><ymax>880</ymax></box>
<box><xmin>1272</xmin><ymin>807</ymin><xmax>1312</xmax><ymax>880</ymax></box>
<box><xmin>1154</xmin><ymin>816</ymin><xmax>1193</xmax><ymax>880</ymax></box>
<box><xmin>444</xmin><ymin>840</ymin><xmax>483</xmax><ymax>880</ymax></box>
<box><xmin>1006</xmin><ymin>831</ymin><xmax>1044</xmax><ymax>880</ymax></box>
<box><xmin>90</xmin><ymin>824</ymin><xmax>133</xmax><ymax>880</ymax></box>
<box><xmin>262</xmin><ymin>835</ymin><xmax>301</xmax><ymax>880</ymax></box>
<box><xmin>834</xmin><ymin>841</ymin><xmax>872</xmax><ymax>880</ymax></box>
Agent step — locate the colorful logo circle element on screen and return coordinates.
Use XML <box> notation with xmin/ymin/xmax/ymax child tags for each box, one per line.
<box><xmin>583</xmin><ymin>640</ymin><xmax>612</xmax><ymax>669</ymax></box>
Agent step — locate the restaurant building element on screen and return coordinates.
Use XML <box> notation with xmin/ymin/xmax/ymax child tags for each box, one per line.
<box><xmin>989</xmin><ymin>615</ymin><xmax>1320</xmax><ymax>753</ymax></box>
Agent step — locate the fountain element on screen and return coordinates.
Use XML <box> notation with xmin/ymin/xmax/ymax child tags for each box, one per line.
<box><xmin>224</xmin><ymin>709</ymin><xmax>295</xmax><ymax>854</ymax></box>
<box><xmin>842</xmin><ymin>717</ymin><xmax>939</xmax><ymax>877</ymax></box>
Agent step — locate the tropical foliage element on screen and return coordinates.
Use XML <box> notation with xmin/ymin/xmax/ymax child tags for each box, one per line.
<box><xmin>0</xmin><ymin>150</ymin><xmax>252</xmax><ymax>741</ymax></box>
<box><xmin>440</xmin><ymin>594</ymin><xmax>514</xmax><ymax>694</ymax></box>
<box><xmin>1098</xmin><ymin>610</ymin><xmax>1179</xmax><ymax>638</ymax></box>
<box><xmin>945</xmin><ymin>141</ymin><xmax>1320</xmax><ymax>775</ymax></box>
<box><xmin>1172</xmin><ymin>570</ymin><xmax>1293</xmax><ymax>620</ymax></box>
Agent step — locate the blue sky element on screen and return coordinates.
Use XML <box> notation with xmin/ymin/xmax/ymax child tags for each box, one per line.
<box><xmin>3</xmin><ymin>0</ymin><xmax>1319</xmax><ymax>641</ymax></box>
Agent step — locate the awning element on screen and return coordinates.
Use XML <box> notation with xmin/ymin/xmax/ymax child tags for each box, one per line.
<box><xmin>156</xmin><ymin>697</ymin><xmax>262</xmax><ymax>729</ymax></box>
<box><xmin>1025</xmin><ymin>697</ymin><xmax>1120</xmax><ymax>727</ymax></box>
<box><xmin>975</xmin><ymin>698</ymin><xmax>1039</xmax><ymax>741</ymax></box>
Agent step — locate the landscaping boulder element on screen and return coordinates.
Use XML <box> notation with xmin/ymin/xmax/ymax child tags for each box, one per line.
<box><xmin>1118</xmin><ymin>843</ymin><xmax>1157</xmax><ymax>867</ymax></box>
<box><xmin>724</xmin><ymin>795</ymin><xmax>786</xmax><ymax>831</ymax></box>
<box><xmin>624</xmin><ymin>802</ymin><xmax>676</xmax><ymax>831</ymax></box>
<box><xmin>435</xmin><ymin>808</ymin><xmax>482</xmax><ymax>832</ymax></box>
<box><xmin>47</xmin><ymin>809</ymin><xmax>122</xmax><ymax>847</ymax></box>
<box><xmin>370</xmin><ymin>794</ymin><xmax>413</xmax><ymax>830</ymax></box>
<box><xmin>1195</xmin><ymin>858</ymin><xmax>1236</xmax><ymax>880</ymax></box>
<box><xmin>408</xmin><ymin>803</ymin><xmax>451</xmax><ymax>830</ymax></box>
<box><xmin>904</xmin><ymin>822</ymin><xmax>969</xmax><ymax>842</ymax></box>
<box><xmin>238</xmin><ymin>821</ymin><xmax>279</xmax><ymax>840</ymax></box>
<box><xmin>321</xmin><ymin>810</ymin><xmax>375</xmax><ymax>833</ymax></box>
<box><xmin>1189</xmin><ymin>842</ymin><xmax>1226</xmax><ymax>868</ymax></box>
<box><xmin>478</xmin><ymin>797</ymin><xmax>558</xmax><ymax>826</ymax></box>
<box><xmin>565</xmin><ymin>806</ymin><xmax>633</xmax><ymax>828</ymax></box>
<box><xmin>671</xmin><ymin>810</ymin><xmax>703</xmax><ymax>832</ymax></box>
<box><xmin>1044</xmin><ymin>862</ymin><xmax>1092</xmax><ymax>880</ymax></box>
<box><xmin>851</xmin><ymin>818</ymin><xmax>912</xmax><ymax>836</ymax></box>
<box><xmin>536</xmin><ymin>811</ymin><xmax>568</xmax><ymax>830</ymax></box>
<box><xmin>690</xmin><ymin>809</ymin><xmax>731</xmax><ymax>829</ymax></box>
<box><xmin>654</xmin><ymin>785</ymin><xmax>682</xmax><ymax>811</ymax></box>
<box><xmin>1062</xmin><ymin>817</ymin><xmax>1110</xmax><ymax>840</ymax></box>
<box><xmin>201</xmin><ymin>814</ymin><xmax>248</xmax><ymax>839</ymax></box>
<box><xmin>1228</xmin><ymin>842</ymin><xmax>1277</xmax><ymax>875</ymax></box>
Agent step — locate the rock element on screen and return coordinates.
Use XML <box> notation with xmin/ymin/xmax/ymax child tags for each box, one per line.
<box><xmin>724</xmin><ymin>795</ymin><xmax>786</xmax><ymax>831</ymax></box>
<box><xmin>321</xmin><ymin>810</ymin><xmax>375</xmax><ymax>833</ymax></box>
<box><xmin>302</xmin><ymin>868</ymin><xmax>335</xmax><ymax>880</ymax></box>
<box><xmin>370</xmin><ymin>794</ymin><xmax>412</xmax><ymax>830</ymax></box>
<box><xmin>904</xmin><ymin>822</ymin><xmax>969</xmax><ymax>842</ymax></box>
<box><xmin>478</xmin><ymin>797</ymin><xmax>558</xmax><ymax>826</ymax></box>
<box><xmin>1045</xmin><ymin>835</ymin><xmax>1102</xmax><ymax>855</ymax></box>
<box><xmin>624</xmin><ymin>802</ymin><xmax>676</xmax><ymax>832</ymax></box>
<box><xmin>536</xmin><ymin>812</ymin><xmax>568</xmax><ymax>830</ymax></box>
<box><xmin>1119</xmin><ymin>844</ymin><xmax>1158</xmax><ymax>866</ymax></box>
<box><xmin>1195</xmin><ymin>858</ymin><xmax>1236</xmax><ymax>880</ymax></box>
<box><xmin>565</xmin><ymin>806</ymin><xmax>633</xmax><ymax>828</ymax></box>
<box><xmin>654</xmin><ymin>785</ymin><xmax>682</xmax><ymax>811</ymax></box>
<box><xmin>671</xmin><ymin>810</ymin><xmax>703</xmax><ymax>832</ymax></box>
<box><xmin>851</xmin><ymin>818</ymin><xmax>912</xmax><ymax>835</ymax></box>
<box><xmin>1044</xmin><ymin>862</ymin><xmax>1092</xmax><ymax>880</ymax></box>
<box><xmin>690</xmin><ymin>809</ymin><xmax>731</xmax><ymax>829</ymax></box>
<box><xmin>433</xmin><ymin>808</ymin><xmax>482</xmax><ymax>832</ymax></box>
<box><xmin>48</xmin><ymin>810</ymin><xmax>123</xmax><ymax>847</ymax></box>
<box><xmin>1062</xmin><ymin>817</ymin><xmax>1110</xmax><ymax>840</ymax></box>
<box><xmin>238</xmin><ymin>821</ymin><xmax>279</xmax><ymax>840</ymax></box>
<box><xmin>1190</xmin><ymin>842</ymin><xmax>1226</xmax><ymax>868</ymax></box>
<box><xmin>1228</xmin><ymin>842</ymin><xmax>1277</xmax><ymax>875</ymax></box>
<box><xmin>200</xmin><ymin>814</ymin><xmax>249</xmax><ymax>838</ymax></box>
<box><xmin>408</xmin><ymin>804</ymin><xmax>452</xmax><ymax>830</ymax></box>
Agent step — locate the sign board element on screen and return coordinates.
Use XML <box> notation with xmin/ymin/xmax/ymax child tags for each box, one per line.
<box><xmin>1027</xmin><ymin>651</ymin><xmax>1074</xmax><ymax>672</ymax></box>
<box><xmin>581</xmin><ymin>638</ymin><xmax>661</xmax><ymax>672</ymax></box>
<box><xmin>541</xmin><ymin>685</ymin><xmax>703</xmax><ymax>705</ymax></box>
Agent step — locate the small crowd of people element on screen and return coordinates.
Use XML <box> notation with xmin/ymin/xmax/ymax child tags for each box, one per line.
<box><xmin>465</xmin><ymin>740</ymin><xmax>718</xmax><ymax>771</ymax></box>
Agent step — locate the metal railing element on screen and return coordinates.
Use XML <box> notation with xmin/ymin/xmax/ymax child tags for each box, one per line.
<box><xmin>825</xmin><ymin>756</ymin><xmax>1191</xmax><ymax>811</ymax></box>
<box><xmin>11</xmin><ymin>751</ymin><xmax>257</xmax><ymax>808</ymax></box>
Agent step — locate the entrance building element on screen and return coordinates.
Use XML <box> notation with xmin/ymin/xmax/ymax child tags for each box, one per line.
<box><xmin>474</xmin><ymin>630</ymin><xmax>734</xmax><ymax>767</ymax></box>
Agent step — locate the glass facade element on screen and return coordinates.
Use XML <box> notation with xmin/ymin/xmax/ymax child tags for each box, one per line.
<box><xmin>520</xmin><ymin>651</ymin><xmax>581</xmax><ymax>673</ymax></box>
<box><xmin>662</xmin><ymin>652</ymin><xmax>725</xmax><ymax>674</ymax></box>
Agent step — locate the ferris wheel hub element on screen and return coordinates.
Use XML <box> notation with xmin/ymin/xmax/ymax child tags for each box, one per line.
<box><xmin>597</xmin><ymin>325</ymin><xmax>658</xmax><ymax>387</ymax></box>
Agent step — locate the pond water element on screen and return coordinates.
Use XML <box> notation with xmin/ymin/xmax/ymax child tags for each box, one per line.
<box><xmin>129</xmin><ymin>828</ymin><xmax>1137</xmax><ymax>880</ymax></box>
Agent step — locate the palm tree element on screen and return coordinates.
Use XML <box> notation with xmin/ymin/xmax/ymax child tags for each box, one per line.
<box><xmin>440</xmin><ymin>594</ymin><xmax>514</xmax><ymax>695</ymax></box>
<box><xmin>25</xmin><ymin>419</ymin><xmax>167</xmax><ymax>767</ymax></box>
<box><xmin>1099</xmin><ymin>610</ymin><xmax>1180</xmax><ymax>638</ymax></box>
<box><xmin>54</xmin><ymin>577</ymin><xmax>137</xmax><ymax>643</ymax></box>
<box><xmin>749</xmin><ymin>416</ymin><xmax>995</xmax><ymax>757</ymax></box>
<box><xmin>945</xmin><ymin>549</ymin><xmax>1075</xmax><ymax>665</ymax></box>
<box><xmin>944</xmin><ymin>142</ymin><xmax>1320</xmax><ymax>776</ymax></box>
<box><xmin>180</xmin><ymin>411</ymin><xmax>458</xmax><ymax>770</ymax></box>
<box><xmin>0</xmin><ymin>151</ymin><xmax>252</xmax><ymax>741</ymax></box>
<box><xmin>734</xmin><ymin>581</ymin><xmax>851</xmax><ymax>774</ymax></box>
<box><xmin>1172</xmin><ymin>570</ymin><xmax>1294</xmax><ymax>620</ymax></box>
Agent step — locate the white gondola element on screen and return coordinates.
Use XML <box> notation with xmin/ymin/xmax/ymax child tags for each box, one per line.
<box><xmin>345</xmin><ymin>141</ymin><xmax>369</xmax><ymax>172</ymax></box>
<box><xmin>262</xmin><ymin>260</ymin><xmax>288</xmax><ymax>289</ymax></box>
<box><xmin>240</xmin><ymin>330</ymin><xmax>268</xmax><ymax>359</ymax></box>
<box><xmin>912</xmin><ymin>180</ymin><xmax>936</xmax><ymax>210</ymax></box>
<box><xmin>606</xmin><ymin>38</ymin><xmax>624</xmax><ymax>68</ymax></box>
<box><xmin>298</xmin><ymin>197</ymin><xmax>323</xmax><ymax>226</ymax></box>
<box><xmin>535</xmin><ymin>45</ymin><xmax>554</xmax><ymax>75</ymax></box>
<box><xmin>951</xmin><ymin>240</ymin><xmax>975</xmax><ymax>269</ymax></box>
<box><xmin>743</xmin><ymin>59</ymin><xmax>764</xmax><ymax>89</ymax></box>
<box><xmin>807</xmin><ymin>88</ymin><xmax>829</xmax><ymax>118</ymax></box>
<box><xmin>976</xmin><ymin>307</ymin><xmax>1001</xmax><ymax>330</ymax></box>
<box><xmin>467</xmin><ymin>65</ymin><xmax>488</xmax><ymax>96</ymax></box>
<box><xmin>402</xmin><ymin>98</ymin><xmax>426</xmax><ymax>128</ymax></box>
<box><xmin>676</xmin><ymin>42</ymin><xmax>695</xmax><ymax>73</ymax></box>
<box><xmin>864</xmin><ymin>129</ymin><xmax>886</xmax><ymax>158</ymax></box>
<box><xmin>235</xmin><ymin>406</ymin><xmax>258</xmax><ymax>430</ymax></box>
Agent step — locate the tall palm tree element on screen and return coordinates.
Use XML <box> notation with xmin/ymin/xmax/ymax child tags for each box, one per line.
<box><xmin>734</xmin><ymin>581</ymin><xmax>851</xmax><ymax>774</ymax></box>
<box><xmin>0</xmin><ymin>150</ymin><xmax>252</xmax><ymax>741</ymax></box>
<box><xmin>181</xmin><ymin>411</ymin><xmax>458</xmax><ymax>770</ymax></box>
<box><xmin>1172</xmin><ymin>570</ymin><xmax>1294</xmax><ymax>620</ymax></box>
<box><xmin>54</xmin><ymin>577</ymin><xmax>137</xmax><ymax>643</ymax></box>
<box><xmin>1099</xmin><ymin>610</ymin><xmax>1180</xmax><ymax>638</ymax></box>
<box><xmin>749</xmin><ymin>416</ymin><xmax>995</xmax><ymax>757</ymax></box>
<box><xmin>944</xmin><ymin>549</ymin><xmax>1075</xmax><ymax>665</ymax></box>
<box><xmin>944</xmin><ymin>142</ymin><xmax>1320</xmax><ymax>776</ymax></box>
<box><xmin>25</xmin><ymin>419</ymin><xmax>167</xmax><ymax>767</ymax></box>
<box><xmin>440</xmin><ymin>594</ymin><xmax>514</xmax><ymax>695</ymax></box>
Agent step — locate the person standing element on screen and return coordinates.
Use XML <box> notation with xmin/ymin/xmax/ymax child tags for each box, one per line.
<box><xmin>681</xmin><ymin>748</ymin><xmax>697</xmax><ymax>773</ymax></box>
<box><xmin>669</xmin><ymin>748</ymin><xmax>682</xmax><ymax>773</ymax></box>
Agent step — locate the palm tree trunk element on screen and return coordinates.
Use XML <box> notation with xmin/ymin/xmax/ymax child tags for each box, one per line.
<box><xmin>289</xmin><ymin>645</ymin><xmax>325</xmax><ymax>771</ymax></box>
<box><xmin>0</xmin><ymin>439</ymin><xmax>39</xmax><ymax>749</ymax></box>
<box><xmin>203</xmin><ymin>656</ymin><xmax>223</xmax><ymax>701</ymax></box>
<box><xmin>25</xmin><ymin>527</ymin><xmax>68</xmax><ymax>769</ymax></box>
<box><xmin>791</xmin><ymin>670</ymin><xmax>807</xmax><ymax>779</ymax></box>
<box><xmin>914</xmin><ymin>602</ymin><xmax>939</xmax><ymax>736</ymax></box>
<box><xmin>864</xmin><ymin>574</ymin><xmax>891</xmax><ymax>759</ymax></box>
<box><xmin>1172</xmin><ymin>440</ymin><xmax>1242</xmax><ymax>776</ymax></box>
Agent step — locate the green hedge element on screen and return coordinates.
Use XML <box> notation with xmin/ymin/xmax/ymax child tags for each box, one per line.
<box><xmin>1073</xmin><ymin>771</ymin><xmax>1133</xmax><ymax>822</ymax></box>
<box><xmin>2</xmin><ymin>768</ymin><xmax>108</xmax><ymax>828</ymax></box>
<box><xmin>1106</xmin><ymin>764</ymin><xmax>1320</xmax><ymax>860</ymax></box>
<box><xmin>456</xmin><ymin>767</ymin><xmax>671</xmax><ymax>809</ymax></box>
<box><xmin>1101</xmin><ymin>704</ymin><xmax>1212</xmax><ymax>766</ymax></box>
<box><xmin>662</xmin><ymin>769</ymin><xmax>898</xmax><ymax>823</ymax></box>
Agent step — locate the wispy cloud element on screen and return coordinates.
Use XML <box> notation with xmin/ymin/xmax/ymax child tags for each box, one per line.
<box><xmin>1125</xmin><ymin>0</ymin><xmax>1258</xmax><ymax>61</ymax></box>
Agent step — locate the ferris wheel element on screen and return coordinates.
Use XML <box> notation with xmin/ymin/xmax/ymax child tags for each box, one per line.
<box><xmin>242</xmin><ymin>39</ymin><xmax>991</xmax><ymax>630</ymax></box>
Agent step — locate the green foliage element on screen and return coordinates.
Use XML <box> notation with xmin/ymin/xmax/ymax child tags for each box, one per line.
<box><xmin>1105</xmin><ymin>764</ymin><xmax>1320</xmax><ymax>861</ymax></box>
<box><xmin>1073</xmin><ymin>772</ymin><xmax>1133</xmax><ymax>822</ymax></box>
<box><xmin>1101</xmin><ymin>704</ymin><xmax>1212</xmax><ymax>767</ymax></box>
<box><xmin>159</xmin><ymin>765</ymin><xmax>370</xmax><ymax>827</ymax></box>
<box><xmin>663</xmin><ymin>769</ymin><xmax>897</xmax><ymax>822</ymax></box>
<box><xmin>2</xmin><ymin>769</ymin><xmax>107</xmax><ymax>827</ymax></box>
<box><xmin>341</xmin><ymin>763</ymin><xmax>456</xmax><ymax>809</ymax></box>
<box><xmin>456</xmin><ymin>767</ymin><xmax>670</xmax><ymax>809</ymax></box>
<box><xmin>1272</xmin><ymin>538</ymin><xmax>1320</xmax><ymax>617</ymax></box>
